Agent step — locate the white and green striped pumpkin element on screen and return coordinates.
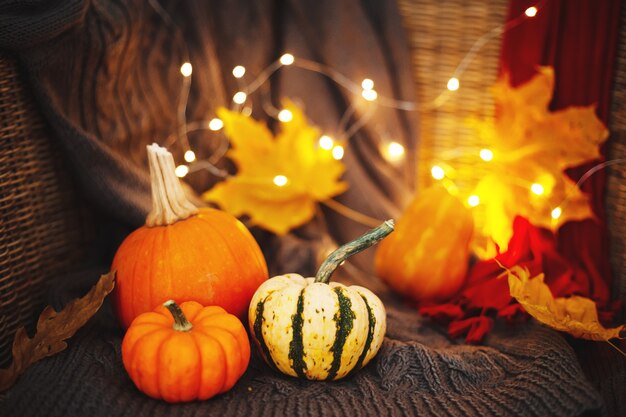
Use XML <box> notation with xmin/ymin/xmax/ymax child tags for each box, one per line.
<box><xmin>248</xmin><ymin>220</ymin><xmax>394</xmax><ymax>381</ymax></box>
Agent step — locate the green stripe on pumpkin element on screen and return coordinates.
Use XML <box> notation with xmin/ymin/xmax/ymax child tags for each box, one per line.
<box><xmin>253</xmin><ymin>299</ymin><xmax>278</xmax><ymax>371</ymax></box>
<box><xmin>351</xmin><ymin>295</ymin><xmax>376</xmax><ymax>373</ymax></box>
<box><xmin>326</xmin><ymin>287</ymin><xmax>356</xmax><ymax>380</ymax></box>
<box><xmin>288</xmin><ymin>289</ymin><xmax>307</xmax><ymax>378</ymax></box>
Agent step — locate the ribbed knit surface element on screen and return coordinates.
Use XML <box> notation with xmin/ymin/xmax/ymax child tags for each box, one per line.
<box><xmin>0</xmin><ymin>286</ymin><xmax>604</xmax><ymax>417</ymax></box>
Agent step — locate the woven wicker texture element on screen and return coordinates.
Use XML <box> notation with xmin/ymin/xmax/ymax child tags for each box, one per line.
<box><xmin>0</xmin><ymin>53</ymin><xmax>88</xmax><ymax>368</ymax></box>
<box><xmin>397</xmin><ymin>0</ymin><xmax>508</xmax><ymax>197</ymax></box>
<box><xmin>607</xmin><ymin>5</ymin><xmax>626</xmax><ymax>314</ymax></box>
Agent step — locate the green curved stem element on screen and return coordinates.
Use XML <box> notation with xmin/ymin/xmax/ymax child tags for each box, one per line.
<box><xmin>315</xmin><ymin>220</ymin><xmax>395</xmax><ymax>284</ymax></box>
<box><xmin>164</xmin><ymin>300</ymin><xmax>193</xmax><ymax>332</ymax></box>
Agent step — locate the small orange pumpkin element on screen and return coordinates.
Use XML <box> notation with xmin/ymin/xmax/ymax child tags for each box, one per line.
<box><xmin>122</xmin><ymin>300</ymin><xmax>250</xmax><ymax>403</ymax></box>
<box><xmin>375</xmin><ymin>186</ymin><xmax>474</xmax><ymax>302</ymax></box>
<box><xmin>111</xmin><ymin>144</ymin><xmax>268</xmax><ymax>328</ymax></box>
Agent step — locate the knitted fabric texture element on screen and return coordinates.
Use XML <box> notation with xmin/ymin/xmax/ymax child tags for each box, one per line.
<box><xmin>0</xmin><ymin>271</ymin><xmax>604</xmax><ymax>417</ymax></box>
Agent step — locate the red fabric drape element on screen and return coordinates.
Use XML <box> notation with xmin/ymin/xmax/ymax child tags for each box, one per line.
<box><xmin>499</xmin><ymin>0</ymin><xmax>622</xmax><ymax>306</ymax></box>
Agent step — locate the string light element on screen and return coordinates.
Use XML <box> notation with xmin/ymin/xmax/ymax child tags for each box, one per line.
<box><xmin>428</xmin><ymin>2</ymin><xmax>546</xmax><ymax>109</ymax></box>
<box><xmin>431</xmin><ymin>165</ymin><xmax>445</xmax><ymax>180</ymax></box>
<box><xmin>168</xmin><ymin>10</ymin><xmax>617</xmax><ymax>230</ymax></box>
<box><xmin>180</xmin><ymin>62</ymin><xmax>193</xmax><ymax>77</ymax></box>
<box><xmin>468</xmin><ymin>195</ymin><xmax>480</xmax><ymax>207</ymax></box>
<box><xmin>146</xmin><ymin>0</ymin><xmax>590</xmax><ymax>235</ymax></box>
<box><xmin>277</xmin><ymin>109</ymin><xmax>293</xmax><ymax>122</ymax></box>
<box><xmin>362</xmin><ymin>89</ymin><xmax>378</xmax><ymax>101</ymax></box>
<box><xmin>169</xmin><ymin>11</ymin><xmax>615</xmax><ymax>233</ymax></box>
<box><xmin>332</xmin><ymin>145</ymin><xmax>345</xmax><ymax>160</ymax></box>
<box><xmin>531</xmin><ymin>183</ymin><xmax>544</xmax><ymax>195</ymax></box>
<box><xmin>233</xmin><ymin>91</ymin><xmax>247</xmax><ymax>104</ymax></box>
<box><xmin>208</xmin><ymin>118</ymin><xmax>224</xmax><ymax>131</ymax></box>
<box><xmin>361</xmin><ymin>79</ymin><xmax>374</xmax><ymax>90</ymax></box>
<box><xmin>184</xmin><ymin>150</ymin><xmax>196</xmax><ymax>163</ymax></box>
<box><xmin>382</xmin><ymin>141</ymin><xmax>405</xmax><ymax>162</ymax></box>
<box><xmin>151</xmin><ymin>0</ymin><xmax>556</xmax><ymax>230</ymax></box>
<box><xmin>158</xmin><ymin>0</ymin><xmax>543</xmax><ymax>161</ymax></box>
<box><xmin>273</xmin><ymin>175</ymin><xmax>288</xmax><ymax>187</ymax></box>
<box><xmin>447</xmin><ymin>77</ymin><xmax>460</xmax><ymax>92</ymax></box>
<box><xmin>319</xmin><ymin>135</ymin><xmax>334</xmax><ymax>150</ymax></box>
<box><xmin>360</xmin><ymin>75</ymin><xmax>378</xmax><ymax>102</ymax></box>
<box><xmin>479</xmin><ymin>149</ymin><xmax>493</xmax><ymax>161</ymax></box>
<box><xmin>525</xmin><ymin>6</ymin><xmax>538</xmax><ymax>17</ymax></box>
<box><xmin>232</xmin><ymin>65</ymin><xmax>246</xmax><ymax>78</ymax></box>
<box><xmin>175</xmin><ymin>165</ymin><xmax>189</xmax><ymax>178</ymax></box>
<box><xmin>548</xmin><ymin>160</ymin><xmax>625</xmax><ymax>222</ymax></box>
<box><xmin>279</xmin><ymin>53</ymin><xmax>295</xmax><ymax>66</ymax></box>
<box><xmin>287</xmin><ymin>58</ymin><xmax>415</xmax><ymax>111</ymax></box>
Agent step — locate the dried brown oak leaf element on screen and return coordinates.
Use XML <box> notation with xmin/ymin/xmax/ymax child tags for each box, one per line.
<box><xmin>0</xmin><ymin>271</ymin><xmax>116</xmax><ymax>392</ymax></box>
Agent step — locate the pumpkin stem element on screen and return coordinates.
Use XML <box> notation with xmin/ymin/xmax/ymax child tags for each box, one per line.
<box><xmin>315</xmin><ymin>220</ymin><xmax>395</xmax><ymax>284</ymax></box>
<box><xmin>146</xmin><ymin>143</ymin><xmax>199</xmax><ymax>226</ymax></box>
<box><xmin>164</xmin><ymin>300</ymin><xmax>193</xmax><ymax>332</ymax></box>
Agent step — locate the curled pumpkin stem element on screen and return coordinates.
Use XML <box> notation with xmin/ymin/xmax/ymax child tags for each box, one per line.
<box><xmin>164</xmin><ymin>300</ymin><xmax>193</xmax><ymax>332</ymax></box>
<box><xmin>315</xmin><ymin>220</ymin><xmax>395</xmax><ymax>284</ymax></box>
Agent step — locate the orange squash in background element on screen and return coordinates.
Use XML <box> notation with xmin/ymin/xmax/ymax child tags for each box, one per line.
<box><xmin>375</xmin><ymin>186</ymin><xmax>473</xmax><ymax>302</ymax></box>
<box><xmin>112</xmin><ymin>144</ymin><xmax>268</xmax><ymax>328</ymax></box>
<box><xmin>122</xmin><ymin>300</ymin><xmax>250</xmax><ymax>402</ymax></box>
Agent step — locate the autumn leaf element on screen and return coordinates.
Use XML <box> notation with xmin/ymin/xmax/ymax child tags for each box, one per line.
<box><xmin>0</xmin><ymin>271</ymin><xmax>116</xmax><ymax>392</ymax></box>
<box><xmin>471</xmin><ymin>67</ymin><xmax>608</xmax><ymax>251</ymax></box>
<box><xmin>203</xmin><ymin>99</ymin><xmax>348</xmax><ymax>235</ymax></box>
<box><xmin>506</xmin><ymin>266</ymin><xmax>624</xmax><ymax>342</ymax></box>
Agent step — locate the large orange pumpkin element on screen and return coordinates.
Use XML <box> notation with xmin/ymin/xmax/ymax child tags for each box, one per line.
<box><xmin>375</xmin><ymin>186</ymin><xmax>474</xmax><ymax>302</ymax></box>
<box><xmin>112</xmin><ymin>144</ymin><xmax>268</xmax><ymax>328</ymax></box>
<box><xmin>122</xmin><ymin>300</ymin><xmax>250</xmax><ymax>402</ymax></box>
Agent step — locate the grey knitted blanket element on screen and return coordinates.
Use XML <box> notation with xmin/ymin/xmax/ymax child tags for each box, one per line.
<box><xmin>0</xmin><ymin>0</ymin><xmax>609</xmax><ymax>415</ymax></box>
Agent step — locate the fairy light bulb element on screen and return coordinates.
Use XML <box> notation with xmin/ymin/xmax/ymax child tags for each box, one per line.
<box><xmin>531</xmin><ymin>183</ymin><xmax>544</xmax><ymax>195</ymax></box>
<box><xmin>551</xmin><ymin>207</ymin><xmax>562</xmax><ymax>219</ymax></box>
<box><xmin>278</xmin><ymin>109</ymin><xmax>293</xmax><ymax>122</ymax></box>
<box><xmin>362</xmin><ymin>89</ymin><xmax>378</xmax><ymax>101</ymax></box>
<box><xmin>332</xmin><ymin>145</ymin><xmax>344</xmax><ymax>160</ymax></box>
<box><xmin>232</xmin><ymin>65</ymin><xmax>246</xmax><ymax>78</ymax></box>
<box><xmin>525</xmin><ymin>6</ymin><xmax>538</xmax><ymax>17</ymax></box>
<box><xmin>273</xmin><ymin>175</ymin><xmax>288</xmax><ymax>187</ymax></box>
<box><xmin>175</xmin><ymin>165</ymin><xmax>189</xmax><ymax>178</ymax></box>
<box><xmin>184</xmin><ymin>150</ymin><xmax>196</xmax><ymax>163</ymax></box>
<box><xmin>447</xmin><ymin>77</ymin><xmax>460</xmax><ymax>91</ymax></box>
<box><xmin>233</xmin><ymin>91</ymin><xmax>247</xmax><ymax>104</ymax></box>
<box><xmin>319</xmin><ymin>135</ymin><xmax>334</xmax><ymax>150</ymax></box>
<box><xmin>208</xmin><ymin>118</ymin><xmax>223</xmax><ymax>131</ymax></box>
<box><xmin>468</xmin><ymin>195</ymin><xmax>480</xmax><ymax>207</ymax></box>
<box><xmin>384</xmin><ymin>141</ymin><xmax>405</xmax><ymax>162</ymax></box>
<box><xmin>361</xmin><ymin>78</ymin><xmax>374</xmax><ymax>90</ymax></box>
<box><xmin>431</xmin><ymin>165</ymin><xmax>445</xmax><ymax>180</ymax></box>
<box><xmin>180</xmin><ymin>62</ymin><xmax>192</xmax><ymax>77</ymax></box>
<box><xmin>280</xmin><ymin>53</ymin><xmax>295</xmax><ymax>65</ymax></box>
<box><xmin>479</xmin><ymin>148</ymin><xmax>493</xmax><ymax>161</ymax></box>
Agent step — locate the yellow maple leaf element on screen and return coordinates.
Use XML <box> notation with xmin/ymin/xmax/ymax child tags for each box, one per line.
<box><xmin>506</xmin><ymin>265</ymin><xmax>624</xmax><ymax>342</ymax></box>
<box><xmin>203</xmin><ymin>99</ymin><xmax>348</xmax><ymax>235</ymax></box>
<box><xmin>471</xmin><ymin>67</ymin><xmax>608</xmax><ymax>250</ymax></box>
